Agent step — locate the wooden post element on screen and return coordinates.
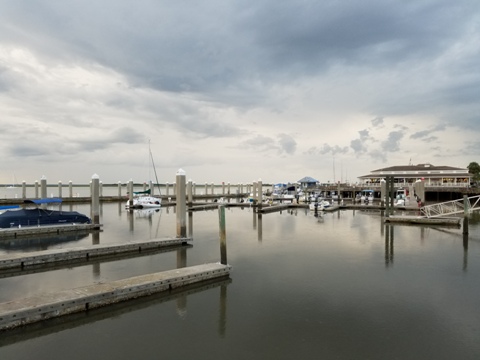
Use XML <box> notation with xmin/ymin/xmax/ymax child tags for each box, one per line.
<box><xmin>22</xmin><ymin>181</ymin><xmax>26</xmax><ymax>199</ymax></box>
<box><xmin>69</xmin><ymin>181</ymin><xmax>73</xmax><ymax>198</ymax></box>
<box><xmin>117</xmin><ymin>181</ymin><xmax>122</xmax><ymax>197</ymax></box>
<box><xmin>128</xmin><ymin>179</ymin><xmax>133</xmax><ymax>208</ymax></box>
<box><xmin>176</xmin><ymin>169</ymin><xmax>187</xmax><ymax>238</ymax></box>
<box><xmin>58</xmin><ymin>181</ymin><xmax>62</xmax><ymax>198</ymax></box>
<box><xmin>219</xmin><ymin>205</ymin><xmax>227</xmax><ymax>265</ymax></box>
<box><xmin>40</xmin><ymin>176</ymin><xmax>47</xmax><ymax>208</ymax></box>
<box><xmin>463</xmin><ymin>195</ymin><xmax>469</xmax><ymax>235</ymax></box>
<box><xmin>34</xmin><ymin>180</ymin><xmax>39</xmax><ymax>198</ymax></box>
<box><xmin>91</xmin><ymin>174</ymin><xmax>100</xmax><ymax>225</ymax></box>
<box><xmin>187</xmin><ymin>179</ymin><xmax>193</xmax><ymax>206</ymax></box>
<box><xmin>258</xmin><ymin>178</ymin><xmax>263</xmax><ymax>207</ymax></box>
<box><xmin>166</xmin><ymin>182</ymin><xmax>169</xmax><ymax>197</ymax></box>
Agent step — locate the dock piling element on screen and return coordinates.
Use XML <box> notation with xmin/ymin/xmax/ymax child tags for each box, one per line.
<box><xmin>91</xmin><ymin>174</ymin><xmax>100</xmax><ymax>225</ymax></box>
<box><xmin>176</xmin><ymin>169</ymin><xmax>187</xmax><ymax>238</ymax></box>
<box><xmin>219</xmin><ymin>205</ymin><xmax>227</xmax><ymax>265</ymax></box>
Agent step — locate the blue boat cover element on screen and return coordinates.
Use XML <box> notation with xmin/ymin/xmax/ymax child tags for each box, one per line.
<box><xmin>0</xmin><ymin>205</ymin><xmax>21</xmax><ymax>210</ymax></box>
<box><xmin>24</xmin><ymin>198</ymin><xmax>63</xmax><ymax>204</ymax></box>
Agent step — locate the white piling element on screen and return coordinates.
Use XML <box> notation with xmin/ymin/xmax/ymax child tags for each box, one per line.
<box><xmin>22</xmin><ymin>181</ymin><xmax>26</xmax><ymax>199</ymax></box>
<box><xmin>176</xmin><ymin>169</ymin><xmax>187</xmax><ymax>238</ymax></box>
<box><xmin>91</xmin><ymin>174</ymin><xmax>100</xmax><ymax>225</ymax></box>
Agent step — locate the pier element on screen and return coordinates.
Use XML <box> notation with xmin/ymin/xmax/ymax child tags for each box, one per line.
<box><xmin>0</xmin><ymin>237</ymin><xmax>192</xmax><ymax>270</ymax></box>
<box><xmin>0</xmin><ymin>263</ymin><xmax>231</xmax><ymax>330</ymax></box>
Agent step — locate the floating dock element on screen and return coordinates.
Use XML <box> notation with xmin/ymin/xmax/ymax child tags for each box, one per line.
<box><xmin>0</xmin><ymin>262</ymin><xmax>231</xmax><ymax>330</ymax></box>
<box><xmin>384</xmin><ymin>215</ymin><xmax>462</xmax><ymax>226</ymax></box>
<box><xmin>0</xmin><ymin>223</ymin><xmax>102</xmax><ymax>239</ymax></box>
<box><xmin>0</xmin><ymin>237</ymin><xmax>192</xmax><ymax>270</ymax></box>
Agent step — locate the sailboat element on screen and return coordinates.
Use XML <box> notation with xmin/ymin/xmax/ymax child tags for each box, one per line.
<box><xmin>5</xmin><ymin>174</ymin><xmax>18</xmax><ymax>189</ymax></box>
<box><xmin>125</xmin><ymin>141</ymin><xmax>162</xmax><ymax>209</ymax></box>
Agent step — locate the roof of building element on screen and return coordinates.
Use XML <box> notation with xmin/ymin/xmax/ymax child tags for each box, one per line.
<box><xmin>297</xmin><ymin>176</ymin><xmax>318</xmax><ymax>183</ymax></box>
<box><xmin>358</xmin><ymin>163</ymin><xmax>470</xmax><ymax>179</ymax></box>
<box><xmin>370</xmin><ymin>163</ymin><xmax>466</xmax><ymax>173</ymax></box>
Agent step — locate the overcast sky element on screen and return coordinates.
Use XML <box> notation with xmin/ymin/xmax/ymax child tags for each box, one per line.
<box><xmin>1</xmin><ymin>1</ymin><xmax>479</xmax><ymax>185</ymax></box>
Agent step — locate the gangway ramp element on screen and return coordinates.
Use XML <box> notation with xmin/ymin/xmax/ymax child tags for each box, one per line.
<box><xmin>421</xmin><ymin>195</ymin><xmax>480</xmax><ymax>218</ymax></box>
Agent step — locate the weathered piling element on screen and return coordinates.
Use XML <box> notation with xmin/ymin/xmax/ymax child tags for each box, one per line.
<box><xmin>91</xmin><ymin>174</ymin><xmax>100</xmax><ymax>225</ymax></box>
<box><xmin>127</xmin><ymin>179</ymin><xmax>133</xmax><ymax>208</ymax></box>
<box><xmin>463</xmin><ymin>194</ymin><xmax>469</xmax><ymax>235</ymax></box>
<box><xmin>218</xmin><ymin>205</ymin><xmax>227</xmax><ymax>265</ymax></box>
<box><xmin>187</xmin><ymin>179</ymin><xmax>193</xmax><ymax>206</ymax></box>
<box><xmin>22</xmin><ymin>181</ymin><xmax>26</xmax><ymax>199</ymax></box>
<box><xmin>176</xmin><ymin>169</ymin><xmax>187</xmax><ymax>237</ymax></box>
<box><xmin>40</xmin><ymin>176</ymin><xmax>47</xmax><ymax>208</ymax></box>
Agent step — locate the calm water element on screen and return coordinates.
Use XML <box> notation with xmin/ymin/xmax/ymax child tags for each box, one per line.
<box><xmin>1</xmin><ymin>203</ymin><xmax>480</xmax><ymax>360</ymax></box>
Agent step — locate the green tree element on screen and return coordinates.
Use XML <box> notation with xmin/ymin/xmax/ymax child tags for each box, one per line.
<box><xmin>467</xmin><ymin>162</ymin><xmax>480</xmax><ymax>184</ymax></box>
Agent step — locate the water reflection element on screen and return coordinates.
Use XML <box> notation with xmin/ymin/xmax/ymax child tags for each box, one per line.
<box><xmin>384</xmin><ymin>224</ymin><xmax>394</xmax><ymax>266</ymax></box>
<box><xmin>0</xmin><ymin>277</ymin><xmax>231</xmax><ymax>347</ymax></box>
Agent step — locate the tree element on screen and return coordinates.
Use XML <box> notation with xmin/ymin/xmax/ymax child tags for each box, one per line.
<box><xmin>467</xmin><ymin>162</ymin><xmax>480</xmax><ymax>184</ymax></box>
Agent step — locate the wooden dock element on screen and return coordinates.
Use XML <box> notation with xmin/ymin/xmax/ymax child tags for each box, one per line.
<box><xmin>385</xmin><ymin>215</ymin><xmax>461</xmax><ymax>226</ymax></box>
<box><xmin>0</xmin><ymin>237</ymin><xmax>192</xmax><ymax>270</ymax></box>
<box><xmin>0</xmin><ymin>223</ymin><xmax>102</xmax><ymax>239</ymax></box>
<box><xmin>0</xmin><ymin>262</ymin><xmax>231</xmax><ymax>330</ymax></box>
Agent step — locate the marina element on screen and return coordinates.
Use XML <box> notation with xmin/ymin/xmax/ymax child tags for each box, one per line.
<box><xmin>0</xmin><ymin>179</ymin><xmax>480</xmax><ymax>359</ymax></box>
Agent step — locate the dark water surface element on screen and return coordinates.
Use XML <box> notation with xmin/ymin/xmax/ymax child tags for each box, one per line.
<box><xmin>1</xmin><ymin>204</ymin><xmax>480</xmax><ymax>359</ymax></box>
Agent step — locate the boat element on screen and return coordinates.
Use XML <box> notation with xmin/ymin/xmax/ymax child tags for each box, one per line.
<box><xmin>359</xmin><ymin>190</ymin><xmax>374</xmax><ymax>204</ymax></box>
<box><xmin>126</xmin><ymin>140</ymin><xmax>163</xmax><ymax>210</ymax></box>
<box><xmin>126</xmin><ymin>189</ymin><xmax>162</xmax><ymax>209</ymax></box>
<box><xmin>0</xmin><ymin>198</ymin><xmax>91</xmax><ymax>229</ymax></box>
<box><xmin>309</xmin><ymin>199</ymin><xmax>331</xmax><ymax>211</ymax></box>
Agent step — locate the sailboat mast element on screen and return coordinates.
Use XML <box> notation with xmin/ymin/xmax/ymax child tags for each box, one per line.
<box><xmin>149</xmin><ymin>140</ymin><xmax>162</xmax><ymax>195</ymax></box>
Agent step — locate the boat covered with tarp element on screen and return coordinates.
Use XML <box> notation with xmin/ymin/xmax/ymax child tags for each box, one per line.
<box><xmin>0</xmin><ymin>198</ymin><xmax>91</xmax><ymax>229</ymax></box>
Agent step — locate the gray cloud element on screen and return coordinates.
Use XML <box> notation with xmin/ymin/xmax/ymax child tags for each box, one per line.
<box><xmin>371</xmin><ymin>117</ymin><xmax>384</xmax><ymax>127</ymax></box>
<box><xmin>277</xmin><ymin>133</ymin><xmax>297</xmax><ymax>155</ymax></box>
<box><xmin>381</xmin><ymin>130</ymin><xmax>405</xmax><ymax>152</ymax></box>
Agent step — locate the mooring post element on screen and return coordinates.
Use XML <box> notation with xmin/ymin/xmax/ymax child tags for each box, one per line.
<box><xmin>258</xmin><ymin>178</ymin><xmax>263</xmax><ymax>209</ymax></box>
<box><xmin>40</xmin><ymin>176</ymin><xmax>47</xmax><ymax>208</ymax></box>
<box><xmin>117</xmin><ymin>181</ymin><xmax>122</xmax><ymax>197</ymax></box>
<box><xmin>187</xmin><ymin>179</ymin><xmax>193</xmax><ymax>206</ymax></box>
<box><xmin>176</xmin><ymin>169</ymin><xmax>187</xmax><ymax>238</ymax></box>
<box><xmin>34</xmin><ymin>180</ymin><xmax>39</xmax><ymax>198</ymax></box>
<box><xmin>91</xmin><ymin>174</ymin><xmax>100</xmax><ymax>225</ymax></box>
<box><xmin>58</xmin><ymin>181</ymin><xmax>62</xmax><ymax>198</ymax></box>
<box><xmin>149</xmin><ymin>180</ymin><xmax>153</xmax><ymax>195</ymax></box>
<box><xmin>463</xmin><ymin>195</ymin><xmax>469</xmax><ymax>235</ymax></box>
<box><xmin>69</xmin><ymin>180</ymin><xmax>73</xmax><ymax>198</ymax></box>
<box><xmin>219</xmin><ymin>205</ymin><xmax>227</xmax><ymax>265</ymax></box>
<box><xmin>22</xmin><ymin>181</ymin><xmax>26</xmax><ymax>199</ymax></box>
<box><xmin>128</xmin><ymin>179</ymin><xmax>133</xmax><ymax>208</ymax></box>
<box><xmin>166</xmin><ymin>182</ymin><xmax>169</xmax><ymax>197</ymax></box>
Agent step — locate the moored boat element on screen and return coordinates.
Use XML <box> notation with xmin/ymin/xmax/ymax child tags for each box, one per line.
<box><xmin>0</xmin><ymin>198</ymin><xmax>91</xmax><ymax>229</ymax></box>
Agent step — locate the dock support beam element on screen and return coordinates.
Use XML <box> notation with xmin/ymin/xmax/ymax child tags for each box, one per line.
<box><xmin>176</xmin><ymin>169</ymin><xmax>187</xmax><ymax>238</ymax></box>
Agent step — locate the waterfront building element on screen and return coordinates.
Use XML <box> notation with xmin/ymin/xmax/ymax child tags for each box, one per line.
<box><xmin>358</xmin><ymin>163</ymin><xmax>472</xmax><ymax>187</ymax></box>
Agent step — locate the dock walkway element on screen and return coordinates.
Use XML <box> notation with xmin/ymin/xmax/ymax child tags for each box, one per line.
<box><xmin>0</xmin><ymin>262</ymin><xmax>231</xmax><ymax>330</ymax></box>
<box><xmin>0</xmin><ymin>223</ymin><xmax>102</xmax><ymax>239</ymax></box>
<box><xmin>0</xmin><ymin>237</ymin><xmax>192</xmax><ymax>270</ymax></box>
